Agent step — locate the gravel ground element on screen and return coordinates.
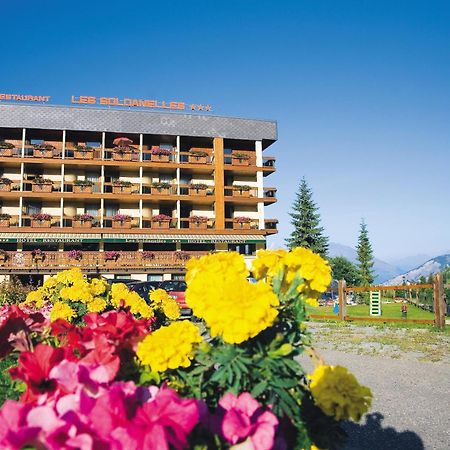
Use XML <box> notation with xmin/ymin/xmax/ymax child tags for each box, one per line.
<box><xmin>299</xmin><ymin>324</ymin><xmax>450</xmax><ymax>449</ymax></box>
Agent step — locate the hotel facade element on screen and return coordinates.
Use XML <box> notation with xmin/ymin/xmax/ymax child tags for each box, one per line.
<box><xmin>0</xmin><ymin>103</ymin><xmax>277</xmax><ymax>283</ymax></box>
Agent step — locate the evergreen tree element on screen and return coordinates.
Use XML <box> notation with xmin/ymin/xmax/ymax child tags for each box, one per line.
<box><xmin>356</xmin><ymin>220</ymin><xmax>375</xmax><ymax>286</ymax></box>
<box><xmin>285</xmin><ymin>177</ymin><xmax>329</xmax><ymax>257</ymax></box>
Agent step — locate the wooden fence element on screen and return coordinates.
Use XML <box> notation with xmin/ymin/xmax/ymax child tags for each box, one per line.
<box><xmin>310</xmin><ymin>273</ymin><xmax>447</xmax><ymax>328</ymax></box>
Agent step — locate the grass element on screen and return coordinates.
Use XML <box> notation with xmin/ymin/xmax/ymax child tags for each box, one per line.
<box><xmin>307</xmin><ymin>301</ymin><xmax>435</xmax><ymax>320</ymax></box>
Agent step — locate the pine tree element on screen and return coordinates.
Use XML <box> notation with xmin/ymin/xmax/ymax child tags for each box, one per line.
<box><xmin>356</xmin><ymin>220</ymin><xmax>375</xmax><ymax>286</ymax></box>
<box><xmin>285</xmin><ymin>177</ymin><xmax>329</xmax><ymax>257</ymax></box>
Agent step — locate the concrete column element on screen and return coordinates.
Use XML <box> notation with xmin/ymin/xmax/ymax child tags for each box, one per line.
<box><xmin>62</xmin><ymin>130</ymin><xmax>66</xmax><ymax>160</ymax></box>
<box><xmin>19</xmin><ymin>197</ymin><xmax>23</xmax><ymax>227</ymax></box>
<box><xmin>101</xmin><ymin>132</ymin><xmax>106</xmax><ymax>160</ymax></box>
<box><xmin>139</xmin><ymin>134</ymin><xmax>143</xmax><ymax>162</ymax></box>
<box><xmin>255</xmin><ymin>141</ymin><xmax>265</xmax><ymax>230</ymax></box>
<box><xmin>21</xmin><ymin>128</ymin><xmax>26</xmax><ymax>158</ymax></box>
<box><xmin>176</xmin><ymin>136</ymin><xmax>181</xmax><ymax>163</ymax></box>
<box><xmin>139</xmin><ymin>199</ymin><xmax>143</xmax><ymax>228</ymax></box>
<box><xmin>100</xmin><ymin>198</ymin><xmax>104</xmax><ymax>228</ymax></box>
<box><xmin>60</xmin><ymin>197</ymin><xmax>64</xmax><ymax>228</ymax></box>
<box><xmin>20</xmin><ymin>163</ymin><xmax>24</xmax><ymax>192</ymax></box>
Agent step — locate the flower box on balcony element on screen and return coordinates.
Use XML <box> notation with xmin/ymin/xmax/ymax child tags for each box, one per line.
<box><xmin>72</xmin><ymin>215</ymin><xmax>94</xmax><ymax>228</ymax></box>
<box><xmin>151</xmin><ymin>182</ymin><xmax>171</xmax><ymax>195</ymax></box>
<box><xmin>189</xmin><ymin>184</ymin><xmax>208</xmax><ymax>196</ymax></box>
<box><xmin>232</xmin><ymin>154</ymin><xmax>250</xmax><ymax>166</ymax></box>
<box><xmin>113</xmin><ymin>185</ymin><xmax>133</xmax><ymax>194</ymax></box>
<box><xmin>33</xmin><ymin>144</ymin><xmax>55</xmax><ymax>158</ymax></box>
<box><xmin>73</xmin><ymin>146</ymin><xmax>94</xmax><ymax>160</ymax></box>
<box><xmin>31</xmin><ymin>219</ymin><xmax>51</xmax><ymax>228</ymax></box>
<box><xmin>104</xmin><ymin>251</ymin><xmax>120</xmax><ymax>261</ymax></box>
<box><xmin>112</xmin><ymin>214</ymin><xmax>132</xmax><ymax>229</ymax></box>
<box><xmin>150</xmin><ymin>147</ymin><xmax>171</xmax><ymax>162</ymax></box>
<box><xmin>189</xmin><ymin>216</ymin><xmax>208</xmax><ymax>230</ymax></box>
<box><xmin>233</xmin><ymin>217</ymin><xmax>252</xmax><ymax>230</ymax></box>
<box><xmin>73</xmin><ymin>185</ymin><xmax>93</xmax><ymax>194</ymax></box>
<box><xmin>113</xmin><ymin>151</ymin><xmax>133</xmax><ymax>161</ymax></box>
<box><xmin>151</xmin><ymin>214</ymin><xmax>171</xmax><ymax>229</ymax></box>
<box><xmin>0</xmin><ymin>178</ymin><xmax>12</xmax><ymax>192</ymax></box>
<box><xmin>188</xmin><ymin>150</ymin><xmax>208</xmax><ymax>164</ymax></box>
<box><xmin>0</xmin><ymin>143</ymin><xmax>14</xmax><ymax>157</ymax></box>
<box><xmin>0</xmin><ymin>214</ymin><xmax>11</xmax><ymax>227</ymax></box>
<box><xmin>232</xmin><ymin>185</ymin><xmax>251</xmax><ymax>197</ymax></box>
<box><xmin>0</xmin><ymin>251</ymin><xmax>7</xmax><ymax>262</ymax></box>
<box><xmin>32</xmin><ymin>177</ymin><xmax>53</xmax><ymax>193</ymax></box>
<box><xmin>31</xmin><ymin>249</ymin><xmax>45</xmax><ymax>262</ymax></box>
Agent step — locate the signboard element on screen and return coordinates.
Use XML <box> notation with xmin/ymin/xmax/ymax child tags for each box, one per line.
<box><xmin>72</xmin><ymin>96</ymin><xmax>212</xmax><ymax>112</ymax></box>
<box><xmin>0</xmin><ymin>93</ymin><xmax>50</xmax><ymax>103</ymax></box>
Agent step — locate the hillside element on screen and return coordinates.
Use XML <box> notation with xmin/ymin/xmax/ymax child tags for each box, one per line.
<box><xmin>385</xmin><ymin>254</ymin><xmax>450</xmax><ymax>285</ymax></box>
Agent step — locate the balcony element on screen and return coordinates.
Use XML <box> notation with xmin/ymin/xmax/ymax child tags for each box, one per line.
<box><xmin>223</xmin><ymin>186</ymin><xmax>277</xmax><ymax>204</ymax></box>
<box><xmin>0</xmin><ymin>250</ymin><xmax>209</xmax><ymax>272</ymax></box>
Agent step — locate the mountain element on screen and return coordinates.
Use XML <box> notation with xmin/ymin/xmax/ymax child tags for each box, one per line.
<box><xmin>386</xmin><ymin>254</ymin><xmax>433</xmax><ymax>273</ymax></box>
<box><xmin>385</xmin><ymin>254</ymin><xmax>450</xmax><ymax>285</ymax></box>
<box><xmin>328</xmin><ymin>242</ymin><xmax>403</xmax><ymax>283</ymax></box>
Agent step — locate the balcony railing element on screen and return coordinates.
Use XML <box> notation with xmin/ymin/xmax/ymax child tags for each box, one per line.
<box><xmin>224</xmin><ymin>186</ymin><xmax>258</xmax><ymax>198</ymax></box>
<box><xmin>0</xmin><ymin>250</ymin><xmax>210</xmax><ymax>271</ymax></box>
<box><xmin>225</xmin><ymin>218</ymin><xmax>259</xmax><ymax>230</ymax></box>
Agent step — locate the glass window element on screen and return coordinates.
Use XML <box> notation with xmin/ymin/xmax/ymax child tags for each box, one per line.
<box><xmin>147</xmin><ymin>274</ymin><xmax>163</xmax><ymax>282</ymax></box>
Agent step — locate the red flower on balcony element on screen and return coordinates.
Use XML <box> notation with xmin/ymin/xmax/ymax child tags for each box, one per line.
<box><xmin>151</xmin><ymin>147</ymin><xmax>171</xmax><ymax>156</ymax></box>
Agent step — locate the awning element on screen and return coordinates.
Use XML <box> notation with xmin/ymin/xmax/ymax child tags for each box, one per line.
<box><xmin>0</xmin><ymin>233</ymin><xmax>266</xmax><ymax>244</ymax></box>
<box><xmin>102</xmin><ymin>234</ymin><xmax>266</xmax><ymax>244</ymax></box>
<box><xmin>0</xmin><ymin>233</ymin><xmax>102</xmax><ymax>243</ymax></box>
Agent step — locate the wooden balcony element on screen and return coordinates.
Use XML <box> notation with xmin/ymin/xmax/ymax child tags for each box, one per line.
<box><xmin>0</xmin><ymin>250</ymin><xmax>209</xmax><ymax>273</ymax></box>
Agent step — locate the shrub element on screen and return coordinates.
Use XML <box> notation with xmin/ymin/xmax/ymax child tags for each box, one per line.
<box><xmin>31</xmin><ymin>213</ymin><xmax>52</xmax><ymax>221</ymax></box>
<box><xmin>0</xmin><ymin>178</ymin><xmax>12</xmax><ymax>185</ymax></box>
<box><xmin>189</xmin><ymin>215</ymin><xmax>208</xmax><ymax>223</ymax></box>
<box><xmin>234</xmin><ymin>216</ymin><xmax>252</xmax><ymax>223</ymax></box>
<box><xmin>32</xmin><ymin>176</ymin><xmax>52</xmax><ymax>185</ymax></box>
<box><xmin>152</xmin><ymin>214</ymin><xmax>171</xmax><ymax>222</ymax></box>
<box><xmin>151</xmin><ymin>147</ymin><xmax>171</xmax><ymax>156</ymax></box>
<box><xmin>73</xmin><ymin>179</ymin><xmax>94</xmax><ymax>186</ymax></box>
<box><xmin>189</xmin><ymin>150</ymin><xmax>208</xmax><ymax>157</ymax></box>
<box><xmin>112</xmin><ymin>180</ymin><xmax>133</xmax><ymax>187</ymax></box>
<box><xmin>73</xmin><ymin>214</ymin><xmax>94</xmax><ymax>221</ymax></box>
<box><xmin>0</xmin><ymin>278</ymin><xmax>33</xmax><ymax>306</ymax></box>
<box><xmin>112</xmin><ymin>214</ymin><xmax>132</xmax><ymax>222</ymax></box>
<box><xmin>233</xmin><ymin>152</ymin><xmax>250</xmax><ymax>160</ymax></box>
<box><xmin>190</xmin><ymin>183</ymin><xmax>208</xmax><ymax>190</ymax></box>
<box><xmin>0</xmin><ymin>142</ymin><xmax>15</xmax><ymax>149</ymax></box>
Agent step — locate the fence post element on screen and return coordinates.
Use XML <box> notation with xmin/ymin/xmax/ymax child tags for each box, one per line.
<box><xmin>338</xmin><ymin>280</ymin><xmax>347</xmax><ymax>321</ymax></box>
<box><xmin>433</xmin><ymin>273</ymin><xmax>445</xmax><ymax>328</ymax></box>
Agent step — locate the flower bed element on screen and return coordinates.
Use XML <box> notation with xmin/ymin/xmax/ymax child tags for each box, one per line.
<box><xmin>0</xmin><ymin>249</ymin><xmax>372</xmax><ymax>449</ymax></box>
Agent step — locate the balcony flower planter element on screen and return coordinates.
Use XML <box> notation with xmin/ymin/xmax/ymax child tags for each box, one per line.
<box><xmin>151</xmin><ymin>182</ymin><xmax>171</xmax><ymax>195</ymax></box>
<box><xmin>0</xmin><ymin>251</ymin><xmax>8</xmax><ymax>263</ymax></box>
<box><xmin>104</xmin><ymin>251</ymin><xmax>120</xmax><ymax>262</ymax></box>
<box><xmin>113</xmin><ymin>151</ymin><xmax>133</xmax><ymax>161</ymax></box>
<box><xmin>67</xmin><ymin>249</ymin><xmax>83</xmax><ymax>261</ymax></box>
<box><xmin>233</xmin><ymin>217</ymin><xmax>252</xmax><ymax>230</ymax></box>
<box><xmin>233</xmin><ymin>185</ymin><xmax>252</xmax><ymax>197</ymax></box>
<box><xmin>31</xmin><ymin>249</ymin><xmax>45</xmax><ymax>262</ymax></box>
<box><xmin>32</xmin><ymin>177</ymin><xmax>53</xmax><ymax>193</ymax></box>
<box><xmin>151</xmin><ymin>214</ymin><xmax>171</xmax><ymax>229</ymax></box>
<box><xmin>188</xmin><ymin>150</ymin><xmax>208</xmax><ymax>164</ymax></box>
<box><xmin>189</xmin><ymin>183</ymin><xmax>208</xmax><ymax>196</ymax></box>
<box><xmin>189</xmin><ymin>216</ymin><xmax>208</xmax><ymax>230</ymax></box>
<box><xmin>74</xmin><ymin>146</ymin><xmax>94</xmax><ymax>160</ymax></box>
<box><xmin>232</xmin><ymin>156</ymin><xmax>250</xmax><ymax>166</ymax></box>
<box><xmin>0</xmin><ymin>178</ymin><xmax>12</xmax><ymax>192</ymax></box>
<box><xmin>31</xmin><ymin>219</ymin><xmax>51</xmax><ymax>228</ymax></box>
<box><xmin>112</xmin><ymin>214</ymin><xmax>132</xmax><ymax>229</ymax></box>
<box><xmin>73</xmin><ymin>185</ymin><xmax>93</xmax><ymax>194</ymax></box>
<box><xmin>0</xmin><ymin>214</ymin><xmax>11</xmax><ymax>227</ymax></box>
<box><xmin>0</xmin><ymin>143</ymin><xmax>14</xmax><ymax>157</ymax></box>
<box><xmin>72</xmin><ymin>214</ymin><xmax>94</xmax><ymax>228</ymax></box>
<box><xmin>150</xmin><ymin>147</ymin><xmax>171</xmax><ymax>162</ymax></box>
<box><xmin>113</xmin><ymin>185</ymin><xmax>133</xmax><ymax>194</ymax></box>
<box><xmin>33</xmin><ymin>144</ymin><xmax>55</xmax><ymax>158</ymax></box>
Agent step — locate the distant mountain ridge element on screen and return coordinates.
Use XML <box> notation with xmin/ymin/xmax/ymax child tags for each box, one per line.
<box><xmin>328</xmin><ymin>242</ymin><xmax>403</xmax><ymax>283</ymax></box>
<box><xmin>385</xmin><ymin>254</ymin><xmax>450</xmax><ymax>285</ymax></box>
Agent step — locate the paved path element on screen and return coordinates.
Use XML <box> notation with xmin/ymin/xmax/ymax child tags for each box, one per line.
<box><xmin>299</xmin><ymin>348</ymin><xmax>450</xmax><ymax>449</ymax></box>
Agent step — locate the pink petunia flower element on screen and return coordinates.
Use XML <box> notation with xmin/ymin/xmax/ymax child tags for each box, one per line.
<box><xmin>218</xmin><ymin>392</ymin><xmax>278</xmax><ymax>450</ymax></box>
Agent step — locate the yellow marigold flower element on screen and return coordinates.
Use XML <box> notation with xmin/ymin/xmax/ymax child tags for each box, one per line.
<box><xmin>149</xmin><ymin>288</ymin><xmax>171</xmax><ymax>306</ymax></box>
<box><xmin>186</xmin><ymin>251</ymin><xmax>249</xmax><ymax>285</ymax></box>
<box><xmin>161</xmin><ymin>296</ymin><xmax>180</xmax><ymax>320</ymax></box>
<box><xmin>284</xmin><ymin>248</ymin><xmax>331</xmax><ymax>294</ymax></box>
<box><xmin>308</xmin><ymin>365</ymin><xmax>372</xmax><ymax>421</ymax></box>
<box><xmin>186</xmin><ymin>252</ymin><xmax>279</xmax><ymax>344</ymax></box>
<box><xmin>89</xmin><ymin>277</ymin><xmax>108</xmax><ymax>296</ymax></box>
<box><xmin>60</xmin><ymin>283</ymin><xmax>93</xmax><ymax>304</ymax></box>
<box><xmin>110</xmin><ymin>283</ymin><xmax>130</xmax><ymax>308</ymax></box>
<box><xmin>87</xmin><ymin>297</ymin><xmax>107</xmax><ymax>313</ymax></box>
<box><xmin>42</xmin><ymin>276</ymin><xmax>58</xmax><ymax>290</ymax></box>
<box><xmin>50</xmin><ymin>301</ymin><xmax>76</xmax><ymax>322</ymax></box>
<box><xmin>136</xmin><ymin>321</ymin><xmax>202</xmax><ymax>372</ymax></box>
<box><xmin>55</xmin><ymin>267</ymin><xmax>85</xmax><ymax>286</ymax></box>
<box><xmin>23</xmin><ymin>289</ymin><xmax>45</xmax><ymax>308</ymax></box>
<box><xmin>251</xmin><ymin>249</ymin><xmax>286</xmax><ymax>282</ymax></box>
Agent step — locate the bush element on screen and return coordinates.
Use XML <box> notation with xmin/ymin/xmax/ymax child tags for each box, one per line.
<box><xmin>0</xmin><ymin>278</ymin><xmax>34</xmax><ymax>306</ymax></box>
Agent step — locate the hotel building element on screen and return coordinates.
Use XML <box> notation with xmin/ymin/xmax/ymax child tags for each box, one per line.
<box><xmin>0</xmin><ymin>104</ymin><xmax>277</xmax><ymax>283</ymax></box>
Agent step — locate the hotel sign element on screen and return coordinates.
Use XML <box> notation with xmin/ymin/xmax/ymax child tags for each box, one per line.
<box><xmin>71</xmin><ymin>95</ymin><xmax>212</xmax><ymax>112</ymax></box>
<box><xmin>0</xmin><ymin>93</ymin><xmax>50</xmax><ymax>102</ymax></box>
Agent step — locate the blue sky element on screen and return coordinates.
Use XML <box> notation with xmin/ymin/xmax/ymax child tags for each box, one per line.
<box><xmin>1</xmin><ymin>0</ymin><xmax>449</xmax><ymax>260</ymax></box>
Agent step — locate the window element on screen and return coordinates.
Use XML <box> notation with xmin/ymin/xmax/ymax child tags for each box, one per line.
<box><xmin>25</xmin><ymin>201</ymin><xmax>42</xmax><ymax>215</ymax></box>
<box><xmin>228</xmin><ymin>244</ymin><xmax>256</xmax><ymax>255</ymax></box>
<box><xmin>147</xmin><ymin>274</ymin><xmax>163</xmax><ymax>282</ymax></box>
<box><xmin>172</xmin><ymin>274</ymin><xmax>185</xmax><ymax>281</ymax></box>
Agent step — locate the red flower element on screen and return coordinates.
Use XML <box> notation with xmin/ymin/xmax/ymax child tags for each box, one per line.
<box><xmin>9</xmin><ymin>344</ymin><xmax>68</xmax><ymax>403</ymax></box>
